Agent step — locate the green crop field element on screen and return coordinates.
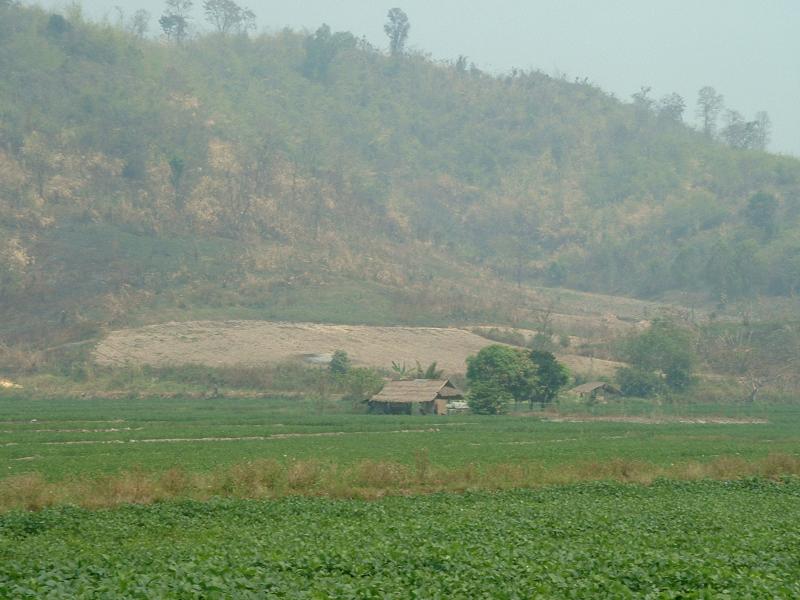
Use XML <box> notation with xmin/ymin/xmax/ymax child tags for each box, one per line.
<box><xmin>1</xmin><ymin>395</ymin><xmax>799</xmax><ymax>480</ymax></box>
<box><xmin>2</xmin><ymin>394</ymin><xmax>800</xmax><ymax>597</ymax></box>
<box><xmin>2</xmin><ymin>481</ymin><xmax>799</xmax><ymax>598</ymax></box>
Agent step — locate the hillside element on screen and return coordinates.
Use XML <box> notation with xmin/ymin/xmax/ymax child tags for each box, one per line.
<box><xmin>1</xmin><ymin>3</ymin><xmax>800</xmax><ymax>347</ymax></box>
<box><xmin>94</xmin><ymin>320</ymin><xmax>625</xmax><ymax>378</ymax></box>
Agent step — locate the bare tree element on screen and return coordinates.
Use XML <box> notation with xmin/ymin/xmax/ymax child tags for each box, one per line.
<box><xmin>130</xmin><ymin>9</ymin><xmax>151</xmax><ymax>39</ymax></box>
<box><xmin>753</xmin><ymin>111</ymin><xmax>772</xmax><ymax>150</ymax></box>
<box><xmin>203</xmin><ymin>0</ymin><xmax>255</xmax><ymax>35</ymax></box>
<box><xmin>696</xmin><ymin>86</ymin><xmax>724</xmax><ymax>138</ymax></box>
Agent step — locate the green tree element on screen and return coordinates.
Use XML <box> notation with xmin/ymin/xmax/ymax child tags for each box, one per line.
<box><xmin>631</xmin><ymin>86</ymin><xmax>654</xmax><ymax>113</ymax></box>
<box><xmin>744</xmin><ymin>192</ymin><xmax>779</xmax><ymax>239</ymax></box>
<box><xmin>302</xmin><ymin>24</ymin><xmax>356</xmax><ymax>82</ymax></box>
<box><xmin>414</xmin><ymin>361</ymin><xmax>443</xmax><ymax>379</ymax></box>
<box><xmin>705</xmin><ymin>239</ymin><xmax>763</xmax><ymax>299</ymax></box>
<box><xmin>624</xmin><ymin>317</ymin><xmax>696</xmax><ymax>392</ymax></box>
<box><xmin>329</xmin><ymin>350</ymin><xmax>351</xmax><ymax>375</ymax></box>
<box><xmin>616</xmin><ymin>366</ymin><xmax>663</xmax><ymax>397</ymax></box>
<box><xmin>529</xmin><ymin>350</ymin><xmax>569</xmax><ymax>408</ymax></box>
<box><xmin>467</xmin><ymin>380</ymin><xmax>512</xmax><ymax>415</ymax></box>
<box><xmin>721</xmin><ymin>110</ymin><xmax>759</xmax><ymax>149</ymax></box>
<box><xmin>384</xmin><ymin>8</ymin><xmax>410</xmax><ymax>57</ymax></box>
<box><xmin>160</xmin><ymin>0</ymin><xmax>193</xmax><ymax>44</ymax></box>
<box><xmin>657</xmin><ymin>93</ymin><xmax>685</xmax><ymax>122</ymax></box>
<box><xmin>466</xmin><ymin>345</ymin><xmax>538</xmax><ymax>408</ymax></box>
<box><xmin>342</xmin><ymin>367</ymin><xmax>383</xmax><ymax>406</ymax></box>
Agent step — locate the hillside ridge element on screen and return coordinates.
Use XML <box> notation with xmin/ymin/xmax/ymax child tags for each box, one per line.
<box><xmin>1</xmin><ymin>3</ymin><xmax>799</xmax><ymax>346</ymax></box>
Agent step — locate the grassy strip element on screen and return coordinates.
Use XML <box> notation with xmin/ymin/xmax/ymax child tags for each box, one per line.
<box><xmin>2</xmin><ymin>452</ymin><xmax>799</xmax><ymax>512</ymax></box>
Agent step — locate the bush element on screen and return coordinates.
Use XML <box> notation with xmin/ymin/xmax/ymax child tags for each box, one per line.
<box><xmin>616</xmin><ymin>367</ymin><xmax>664</xmax><ymax>398</ymax></box>
<box><xmin>467</xmin><ymin>381</ymin><xmax>512</xmax><ymax>415</ymax></box>
<box><xmin>624</xmin><ymin>317</ymin><xmax>697</xmax><ymax>392</ymax></box>
<box><xmin>329</xmin><ymin>350</ymin><xmax>351</xmax><ymax>375</ymax></box>
<box><xmin>341</xmin><ymin>367</ymin><xmax>383</xmax><ymax>404</ymax></box>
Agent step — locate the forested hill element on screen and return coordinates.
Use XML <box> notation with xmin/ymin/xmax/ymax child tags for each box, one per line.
<box><xmin>1</xmin><ymin>3</ymin><xmax>800</xmax><ymax>343</ymax></box>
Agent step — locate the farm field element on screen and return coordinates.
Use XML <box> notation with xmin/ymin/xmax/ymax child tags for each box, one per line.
<box><xmin>2</xmin><ymin>395</ymin><xmax>800</xmax><ymax>596</ymax></box>
<box><xmin>2</xmin><ymin>481</ymin><xmax>799</xmax><ymax>597</ymax></box>
<box><xmin>1</xmin><ymin>394</ymin><xmax>798</xmax><ymax>483</ymax></box>
<box><xmin>94</xmin><ymin>320</ymin><xmax>626</xmax><ymax>378</ymax></box>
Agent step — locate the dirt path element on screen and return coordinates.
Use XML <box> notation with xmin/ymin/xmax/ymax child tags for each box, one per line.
<box><xmin>95</xmin><ymin>320</ymin><xmax>624</xmax><ymax>376</ymax></box>
<box><xmin>31</xmin><ymin>428</ymin><xmax>443</xmax><ymax>447</ymax></box>
<box><xmin>542</xmin><ymin>416</ymin><xmax>768</xmax><ymax>425</ymax></box>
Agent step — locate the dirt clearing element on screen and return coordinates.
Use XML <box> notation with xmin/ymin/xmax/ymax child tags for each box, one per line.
<box><xmin>95</xmin><ymin>320</ymin><xmax>624</xmax><ymax>376</ymax></box>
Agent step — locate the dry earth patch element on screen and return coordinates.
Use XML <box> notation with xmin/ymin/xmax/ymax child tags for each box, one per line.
<box><xmin>95</xmin><ymin>320</ymin><xmax>625</xmax><ymax>377</ymax></box>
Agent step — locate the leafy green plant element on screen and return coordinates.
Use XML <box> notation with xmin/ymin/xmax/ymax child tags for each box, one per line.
<box><xmin>341</xmin><ymin>367</ymin><xmax>383</xmax><ymax>406</ymax></box>
<box><xmin>466</xmin><ymin>344</ymin><xmax>538</xmax><ymax>408</ymax></box>
<box><xmin>329</xmin><ymin>350</ymin><xmax>351</xmax><ymax>376</ymax></box>
<box><xmin>2</xmin><ymin>482</ymin><xmax>800</xmax><ymax>597</ymax></box>
<box><xmin>616</xmin><ymin>366</ymin><xmax>664</xmax><ymax>398</ymax></box>
<box><xmin>624</xmin><ymin>317</ymin><xmax>697</xmax><ymax>392</ymax></box>
<box><xmin>467</xmin><ymin>380</ymin><xmax>512</xmax><ymax>414</ymax></box>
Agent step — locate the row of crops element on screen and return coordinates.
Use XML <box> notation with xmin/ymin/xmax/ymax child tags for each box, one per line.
<box><xmin>2</xmin><ymin>479</ymin><xmax>799</xmax><ymax>598</ymax></box>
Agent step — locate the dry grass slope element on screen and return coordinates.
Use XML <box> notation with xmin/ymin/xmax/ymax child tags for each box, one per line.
<box><xmin>94</xmin><ymin>320</ymin><xmax>625</xmax><ymax>377</ymax></box>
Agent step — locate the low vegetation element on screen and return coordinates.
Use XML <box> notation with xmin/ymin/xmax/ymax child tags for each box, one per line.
<box><xmin>2</xmin><ymin>482</ymin><xmax>800</xmax><ymax>597</ymax></box>
<box><xmin>2</xmin><ymin>453</ymin><xmax>800</xmax><ymax>513</ymax></box>
<box><xmin>1</xmin><ymin>392</ymin><xmax>797</xmax><ymax>504</ymax></box>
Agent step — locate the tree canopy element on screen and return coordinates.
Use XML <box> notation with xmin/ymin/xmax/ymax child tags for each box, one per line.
<box><xmin>466</xmin><ymin>345</ymin><xmax>538</xmax><ymax>408</ymax></box>
<box><xmin>384</xmin><ymin>8</ymin><xmax>410</xmax><ymax>56</ymax></box>
<box><xmin>623</xmin><ymin>317</ymin><xmax>697</xmax><ymax>393</ymax></box>
<box><xmin>529</xmin><ymin>350</ymin><xmax>569</xmax><ymax>408</ymax></box>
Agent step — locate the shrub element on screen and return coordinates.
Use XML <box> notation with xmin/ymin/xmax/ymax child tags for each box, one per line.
<box><xmin>616</xmin><ymin>366</ymin><xmax>664</xmax><ymax>398</ymax></box>
<box><xmin>467</xmin><ymin>381</ymin><xmax>512</xmax><ymax>415</ymax></box>
<box><xmin>329</xmin><ymin>350</ymin><xmax>351</xmax><ymax>375</ymax></box>
<box><xmin>342</xmin><ymin>367</ymin><xmax>383</xmax><ymax>405</ymax></box>
<box><xmin>623</xmin><ymin>317</ymin><xmax>697</xmax><ymax>392</ymax></box>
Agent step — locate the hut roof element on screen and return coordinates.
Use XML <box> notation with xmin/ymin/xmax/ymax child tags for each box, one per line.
<box><xmin>371</xmin><ymin>379</ymin><xmax>462</xmax><ymax>404</ymax></box>
<box><xmin>570</xmin><ymin>381</ymin><xmax>621</xmax><ymax>394</ymax></box>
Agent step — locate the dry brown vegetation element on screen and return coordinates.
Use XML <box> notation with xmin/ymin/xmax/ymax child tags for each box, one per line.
<box><xmin>2</xmin><ymin>453</ymin><xmax>799</xmax><ymax>513</ymax></box>
<box><xmin>94</xmin><ymin>320</ymin><xmax>626</xmax><ymax>378</ymax></box>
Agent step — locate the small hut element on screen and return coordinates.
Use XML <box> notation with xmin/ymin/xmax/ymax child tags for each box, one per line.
<box><xmin>369</xmin><ymin>379</ymin><xmax>464</xmax><ymax>415</ymax></box>
<box><xmin>569</xmin><ymin>381</ymin><xmax>621</xmax><ymax>402</ymax></box>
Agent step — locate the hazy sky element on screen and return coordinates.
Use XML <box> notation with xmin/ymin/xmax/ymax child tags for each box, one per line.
<box><xmin>34</xmin><ymin>0</ymin><xmax>800</xmax><ymax>157</ymax></box>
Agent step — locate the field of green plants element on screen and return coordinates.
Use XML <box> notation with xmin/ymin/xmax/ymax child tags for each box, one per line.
<box><xmin>1</xmin><ymin>394</ymin><xmax>800</xmax><ymax>596</ymax></box>
<box><xmin>1</xmin><ymin>394</ymin><xmax>798</xmax><ymax>480</ymax></box>
<box><xmin>2</xmin><ymin>481</ymin><xmax>799</xmax><ymax>597</ymax></box>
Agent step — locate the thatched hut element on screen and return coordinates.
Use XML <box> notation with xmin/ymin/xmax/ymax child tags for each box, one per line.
<box><xmin>569</xmin><ymin>381</ymin><xmax>621</xmax><ymax>402</ymax></box>
<box><xmin>369</xmin><ymin>379</ymin><xmax>463</xmax><ymax>415</ymax></box>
